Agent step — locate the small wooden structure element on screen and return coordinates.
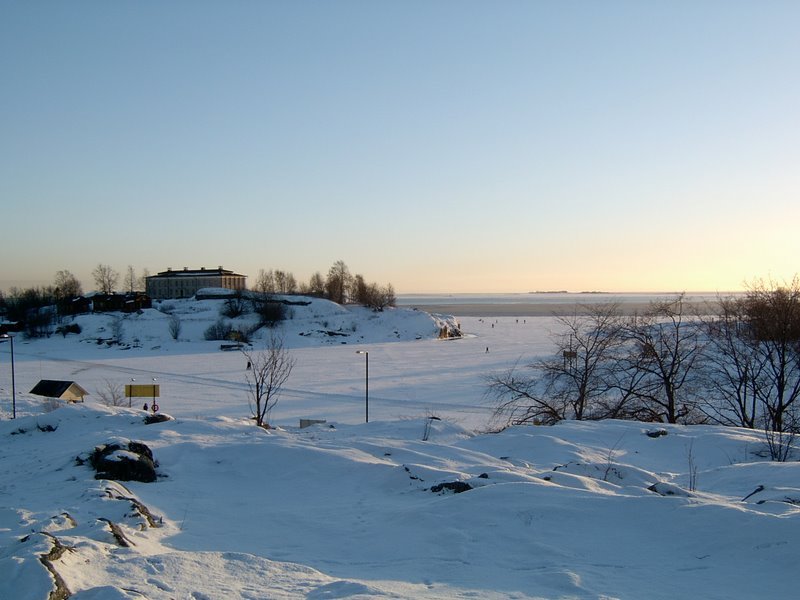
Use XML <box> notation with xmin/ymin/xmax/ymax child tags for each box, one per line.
<box><xmin>29</xmin><ymin>380</ymin><xmax>89</xmax><ymax>403</ymax></box>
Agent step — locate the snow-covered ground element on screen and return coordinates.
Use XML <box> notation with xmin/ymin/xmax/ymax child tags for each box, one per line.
<box><xmin>1</xmin><ymin>296</ymin><xmax>798</xmax><ymax>599</ymax></box>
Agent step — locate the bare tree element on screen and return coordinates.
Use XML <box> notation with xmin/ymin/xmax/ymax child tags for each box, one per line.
<box><xmin>698</xmin><ymin>296</ymin><xmax>762</xmax><ymax>428</ymax></box>
<box><xmin>93</xmin><ymin>264</ymin><xmax>119</xmax><ymax>294</ymax></box>
<box><xmin>242</xmin><ymin>334</ymin><xmax>295</xmax><ymax>428</ymax></box>
<box><xmin>285</xmin><ymin>272</ymin><xmax>297</xmax><ymax>294</ymax></box>
<box><xmin>620</xmin><ymin>294</ymin><xmax>706</xmax><ymax>423</ymax></box>
<box><xmin>306</xmin><ymin>272</ymin><xmax>326</xmax><ymax>297</ymax></box>
<box><xmin>487</xmin><ymin>302</ymin><xmax>626</xmax><ymax>426</ymax></box>
<box><xmin>541</xmin><ymin>303</ymin><xmax>628</xmax><ymax>420</ymax></box>
<box><xmin>270</xmin><ymin>270</ymin><xmax>298</xmax><ymax>294</ymax></box>
<box><xmin>96</xmin><ymin>379</ymin><xmax>126</xmax><ymax>407</ymax></box>
<box><xmin>138</xmin><ymin>268</ymin><xmax>151</xmax><ymax>292</ymax></box>
<box><xmin>487</xmin><ymin>360</ymin><xmax>565</xmax><ymax>427</ymax></box>
<box><xmin>373</xmin><ymin>283</ymin><xmax>396</xmax><ymax>310</ymax></box>
<box><xmin>274</xmin><ymin>270</ymin><xmax>286</xmax><ymax>293</ymax></box>
<box><xmin>255</xmin><ymin>269</ymin><xmax>276</xmax><ymax>294</ymax></box>
<box><xmin>53</xmin><ymin>270</ymin><xmax>83</xmax><ymax>299</ymax></box>
<box><xmin>326</xmin><ymin>260</ymin><xmax>351</xmax><ymax>304</ymax></box>
<box><xmin>362</xmin><ymin>282</ymin><xmax>397</xmax><ymax>311</ymax></box>
<box><xmin>124</xmin><ymin>265</ymin><xmax>137</xmax><ymax>293</ymax></box>
<box><xmin>742</xmin><ymin>277</ymin><xmax>800</xmax><ymax>434</ymax></box>
<box><xmin>352</xmin><ymin>274</ymin><xmax>368</xmax><ymax>304</ymax></box>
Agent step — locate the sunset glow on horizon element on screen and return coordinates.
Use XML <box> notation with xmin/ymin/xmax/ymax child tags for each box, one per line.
<box><xmin>2</xmin><ymin>3</ymin><xmax>798</xmax><ymax>295</ymax></box>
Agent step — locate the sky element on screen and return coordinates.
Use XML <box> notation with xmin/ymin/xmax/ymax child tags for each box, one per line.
<box><xmin>1</xmin><ymin>1</ymin><xmax>799</xmax><ymax>295</ymax></box>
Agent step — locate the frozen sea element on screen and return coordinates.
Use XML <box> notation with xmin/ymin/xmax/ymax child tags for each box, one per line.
<box><xmin>397</xmin><ymin>291</ymin><xmax>738</xmax><ymax>316</ymax></box>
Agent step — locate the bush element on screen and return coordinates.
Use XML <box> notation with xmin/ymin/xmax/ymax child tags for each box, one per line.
<box><xmin>56</xmin><ymin>323</ymin><xmax>82</xmax><ymax>337</ymax></box>
<box><xmin>220</xmin><ymin>295</ymin><xmax>249</xmax><ymax>318</ymax></box>
<box><xmin>228</xmin><ymin>326</ymin><xmax>253</xmax><ymax>344</ymax></box>
<box><xmin>204</xmin><ymin>320</ymin><xmax>233</xmax><ymax>341</ymax></box>
<box><xmin>168</xmin><ymin>314</ymin><xmax>182</xmax><ymax>340</ymax></box>
<box><xmin>253</xmin><ymin>297</ymin><xmax>287</xmax><ymax>328</ymax></box>
<box><xmin>204</xmin><ymin>320</ymin><xmax>253</xmax><ymax>343</ymax></box>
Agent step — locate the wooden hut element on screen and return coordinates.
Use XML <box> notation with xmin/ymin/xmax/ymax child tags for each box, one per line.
<box><xmin>29</xmin><ymin>380</ymin><xmax>89</xmax><ymax>403</ymax></box>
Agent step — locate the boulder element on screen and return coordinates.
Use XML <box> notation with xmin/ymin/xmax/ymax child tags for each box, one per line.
<box><xmin>89</xmin><ymin>440</ymin><xmax>157</xmax><ymax>483</ymax></box>
<box><xmin>430</xmin><ymin>481</ymin><xmax>472</xmax><ymax>494</ymax></box>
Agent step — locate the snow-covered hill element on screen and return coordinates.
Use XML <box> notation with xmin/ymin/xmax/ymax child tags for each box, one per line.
<box><xmin>49</xmin><ymin>293</ymin><xmax>461</xmax><ymax>354</ymax></box>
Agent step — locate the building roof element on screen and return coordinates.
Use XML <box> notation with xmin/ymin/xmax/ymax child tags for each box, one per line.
<box><xmin>29</xmin><ymin>380</ymin><xmax>89</xmax><ymax>401</ymax></box>
<box><xmin>150</xmin><ymin>266</ymin><xmax>245</xmax><ymax>278</ymax></box>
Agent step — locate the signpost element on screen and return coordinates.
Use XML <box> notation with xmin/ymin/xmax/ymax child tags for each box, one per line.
<box><xmin>125</xmin><ymin>383</ymin><xmax>160</xmax><ymax>411</ymax></box>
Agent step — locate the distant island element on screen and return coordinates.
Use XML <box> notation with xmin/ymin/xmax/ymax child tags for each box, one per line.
<box><xmin>528</xmin><ymin>290</ymin><xmax>609</xmax><ymax>295</ymax></box>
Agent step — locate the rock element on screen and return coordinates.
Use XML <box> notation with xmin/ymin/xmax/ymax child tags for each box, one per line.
<box><xmin>143</xmin><ymin>413</ymin><xmax>172</xmax><ymax>425</ymax></box>
<box><xmin>430</xmin><ymin>481</ymin><xmax>472</xmax><ymax>494</ymax></box>
<box><xmin>89</xmin><ymin>440</ymin><xmax>157</xmax><ymax>483</ymax></box>
<box><xmin>646</xmin><ymin>428</ymin><xmax>668</xmax><ymax>438</ymax></box>
<box><xmin>647</xmin><ymin>482</ymin><xmax>692</xmax><ymax>497</ymax></box>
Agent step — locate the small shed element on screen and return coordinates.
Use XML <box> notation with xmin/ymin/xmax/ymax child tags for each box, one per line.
<box><xmin>29</xmin><ymin>380</ymin><xmax>89</xmax><ymax>403</ymax></box>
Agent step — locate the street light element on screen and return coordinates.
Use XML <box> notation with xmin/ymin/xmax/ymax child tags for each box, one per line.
<box><xmin>0</xmin><ymin>333</ymin><xmax>16</xmax><ymax>419</ymax></box>
<box><xmin>356</xmin><ymin>350</ymin><xmax>369</xmax><ymax>423</ymax></box>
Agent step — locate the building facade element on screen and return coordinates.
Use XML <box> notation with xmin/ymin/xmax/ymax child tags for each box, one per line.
<box><xmin>145</xmin><ymin>266</ymin><xmax>247</xmax><ymax>299</ymax></box>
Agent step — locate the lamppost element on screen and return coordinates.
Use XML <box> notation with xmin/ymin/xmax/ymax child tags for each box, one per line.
<box><xmin>356</xmin><ymin>350</ymin><xmax>369</xmax><ymax>423</ymax></box>
<box><xmin>0</xmin><ymin>333</ymin><xmax>16</xmax><ymax>419</ymax></box>
<box><xmin>129</xmin><ymin>378</ymin><xmax>135</xmax><ymax>408</ymax></box>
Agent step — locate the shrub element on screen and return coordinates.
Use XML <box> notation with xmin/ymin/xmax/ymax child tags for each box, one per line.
<box><xmin>254</xmin><ymin>298</ymin><xmax>287</xmax><ymax>328</ymax></box>
<box><xmin>228</xmin><ymin>327</ymin><xmax>253</xmax><ymax>344</ymax></box>
<box><xmin>168</xmin><ymin>314</ymin><xmax>182</xmax><ymax>340</ymax></box>
<box><xmin>220</xmin><ymin>294</ymin><xmax>249</xmax><ymax>318</ymax></box>
<box><xmin>204</xmin><ymin>320</ymin><xmax>233</xmax><ymax>341</ymax></box>
<box><xmin>56</xmin><ymin>323</ymin><xmax>82</xmax><ymax>337</ymax></box>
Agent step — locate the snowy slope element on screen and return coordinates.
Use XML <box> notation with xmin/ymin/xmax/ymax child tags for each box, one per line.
<box><xmin>31</xmin><ymin>294</ymin><xmax>457</xmax><ymax>352</ymax></box>
<box><xmin>1</xmin><ymin>406</ymin><xmax>798</xmax><ymax>599</ymax></box>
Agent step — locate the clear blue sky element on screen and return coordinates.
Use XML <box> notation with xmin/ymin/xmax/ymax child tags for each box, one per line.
<box><xmin>2</xmin><ymin>1</ymin><xmax>798</xmax><ymax>294</ymax></box>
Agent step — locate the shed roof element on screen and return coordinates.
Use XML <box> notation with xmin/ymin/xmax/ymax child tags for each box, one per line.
<box><xmin>29</xmin><ymin>380</ymin><xmax>89</xmax><ymax>401</ymax></box>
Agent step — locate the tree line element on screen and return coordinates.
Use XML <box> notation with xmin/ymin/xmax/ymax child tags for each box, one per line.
<box><xmin>252</xmin><ymin>259</ymin><xmax>396</xmax><ymax>311</ymax></box>
<box><xmin>487</xmin><ymin>278</ymin><xmax>800</xmax><ymax>460</ymax></box>
<box><xmin>0</xmin><ymin>260</ymin><xmax>396</xmax><ymax>337</ymax></box>
<box><xmin>1</xmin><ymin>265</ymin><xmax>153</xmax><ymax>337</ymax></box>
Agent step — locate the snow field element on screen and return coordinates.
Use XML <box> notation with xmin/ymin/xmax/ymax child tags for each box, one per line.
<box><xmin>0</xmin><ymin>298</ymin><xmax>798</xmax><ymax>598</ymax></box>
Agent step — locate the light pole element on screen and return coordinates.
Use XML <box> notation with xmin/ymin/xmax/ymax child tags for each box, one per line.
<box><xmin>356</xmin><ymin>350</ymin><xmax>369</xmax><ymax>423</ymax></box>
<box><xmin>0</xmin><ymin>333</ymin><xmax>16</xmax><ymax>419</ymax></box>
